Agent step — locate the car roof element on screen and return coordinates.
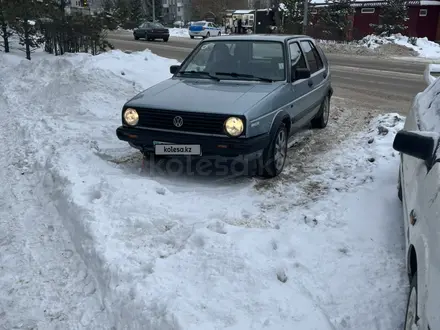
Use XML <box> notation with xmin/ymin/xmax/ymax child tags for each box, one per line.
<box><xmin>208</xmin><ymin>34</ymin><xmax>311</xmax><ymax>42</ymax></box>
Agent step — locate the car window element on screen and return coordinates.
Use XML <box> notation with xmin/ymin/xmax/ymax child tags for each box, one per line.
<box><xmin>193</xmin><ymin>22</ymin><xmax>205</xmax><ymax>26</ymax></box>
<box><xmin>300</xmin><ymin>40</ymin><xmax>323</xmax><ymax>74</ymax></box>
<box><xmin>252</xmin><ymin>42</ymin><xmax>283</xmax><ymax>59</ymax></box>
<box><xmin>151</xmin><ymin>23</ymin><xmax>164</xmax><ymax>28</ymax></box>
<box><xmin>184</xmin><ymin>43</ymin><xmax>216</xmax><ymax>71</ymax></box>
<box><xmin>309</xmin><ymin>42</ymin><xmax>324</xmax><ymax>71</ymax></box>
<box><xmin>179</xmin><ymin>41</ymin><xmax>285</xmax><ymax>81</ymax></box>
<box><xmin>289</xmin><ymin>42</ymin><xmax>307</xmax><ymax>71</ymax></box>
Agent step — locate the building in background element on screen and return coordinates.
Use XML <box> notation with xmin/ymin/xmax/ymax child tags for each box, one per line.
<box><xmin>310</xmin><ymin>0</ymin><xmax>440</xmax><ymax>41</ymax></box>
<box><xmin>162</xmin><ymin>0</ymin><xmax>192</xmax><ymax>24</ymax></box>
<box><xmin>248</xmin><ymin>0</ymin><xmax>271</xmax><ymax>9</ymax></box>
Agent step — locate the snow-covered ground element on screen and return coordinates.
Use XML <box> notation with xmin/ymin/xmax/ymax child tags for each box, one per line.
<box><xmin>0</xmin><ymin>46</ymin><xmax>408</xmax><ymax>329</ymax></box>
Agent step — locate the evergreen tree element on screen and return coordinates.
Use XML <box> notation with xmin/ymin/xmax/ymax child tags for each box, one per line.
<box><xmin>281</xmin><ymin>0</ymin><xmax>311</xmax><ymax>33</ymax></box>
<box><xmin>129</xmin><ymin>0</ymin><xmax>143</xmax><ymax>24</ymax></box>
<box><xmin>113</xmin><ymin>0</ymin><xmax>130</xmax><ymax>26</ymax></box>
<box><xmin>6</xmin><ymin>0</ymin><xmax>44</xmax><ymax>60</ymax></box>
<box><xmin>0</xmin><ymin>0</ymin><xmax>13</xmax><ymax>52</ymax></box>
<box><xmin>371</xmin><ymin>0</ymin><xmax>408</xmax><ymax>36</ymax></box>
<box><xmin>318</xmin><ymin>0</ymin><xmax>353</xmax><ymax>39</ymax></box>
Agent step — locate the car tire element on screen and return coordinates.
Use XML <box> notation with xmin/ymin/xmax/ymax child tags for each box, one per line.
<box><xmin>163</xmin><ymin>38</ymin><xmax>169</xmax><ymax>42</ymax></box>
<box><xmin>218</xmin><ymin>32</ymin><xmax>221</xmax><ymax>36</ymax></box>
<box><xmin>190</xmin><ymin>35</ymin><xmax>194</xmax><ymax>39</ymax></box>
<box><xmin>134</xmin><ymin>35</ymin><xmax>139</xmax><ymax>40</ymax></box>
<box><xmin>404</xmin><ymin>273</ymin><xmax>419</xmax><ymax>330</ymax></box>
<box><xmin>311</xmin><ymin>95</ymin><xmax>330</xmax><ymax>129</ymax></box>
<box><xmin>260</xmin><ymin>123</ymin><xmax>288</xmax><ymax>178</ymax></box>
<box><xmin>205</xmin><ymin>32</ymin><xmax>210</xmax><ymax>39</ymax></box>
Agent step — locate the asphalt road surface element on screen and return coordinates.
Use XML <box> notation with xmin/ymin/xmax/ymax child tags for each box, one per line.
<box><xmin>107</xmin><ymin>30</ymin><xmax>428</xmax><ymax>113</ymax></box>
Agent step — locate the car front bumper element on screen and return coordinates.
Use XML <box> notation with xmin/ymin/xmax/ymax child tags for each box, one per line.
<box><xmin>116</xmin><ymin>126</ymin><xmax>270</xmax><ymax>158</ymax></box>
<box><xmin>134</xmin><ymin>32</ymin><xmax>169</xmax><ymax>38</ymax></box>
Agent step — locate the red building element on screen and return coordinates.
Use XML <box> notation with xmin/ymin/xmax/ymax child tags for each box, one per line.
<box><xmin>311</xmin><ymin>0</ymin><xmax>440</xmax><ymax>41</ymax></box>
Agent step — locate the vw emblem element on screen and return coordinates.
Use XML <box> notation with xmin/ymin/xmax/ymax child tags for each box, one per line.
<box><xmin>173</xmin><ymin>116</ymin><xmax>183</xmax><ymax>127</ymax></box>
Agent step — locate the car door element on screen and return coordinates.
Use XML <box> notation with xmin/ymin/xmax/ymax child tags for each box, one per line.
<box><xmin>418</xmin><ymin>161</ymin><xmax>440</xmax><ymax>330</ymax></box>
<box><xmin>288</xmin><ymin>41</ymin><xmax>312</xmax><ymax>127</ymax></box>
<box><xmin>299</xmin><ymin>40</ymin><xmax>327</xmax><ymax>118</ymax></box>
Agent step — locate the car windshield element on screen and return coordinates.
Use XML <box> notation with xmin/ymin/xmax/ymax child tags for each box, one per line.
<box><xmin>178</xmin><ymin>40</ymin><xmax>286</xmax><ymax>82</ymax></box>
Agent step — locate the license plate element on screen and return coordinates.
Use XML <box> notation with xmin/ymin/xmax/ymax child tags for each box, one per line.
<box><xmin>155</xmin><ymin>144</ymin><xmax>201</xmax><ymax>156</ymax></box>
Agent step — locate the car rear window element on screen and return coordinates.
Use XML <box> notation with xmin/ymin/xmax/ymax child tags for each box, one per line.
<box><xmin>193</xmin><ymin>22</ymin><xmax>206</xmax><ymax>26</ymax></box>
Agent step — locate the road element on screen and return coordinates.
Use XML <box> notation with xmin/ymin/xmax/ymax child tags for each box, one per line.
<box><xmin>107</xmin><ymin>30</ymin><xmax>427</xmax><ymax>113</ymax></box>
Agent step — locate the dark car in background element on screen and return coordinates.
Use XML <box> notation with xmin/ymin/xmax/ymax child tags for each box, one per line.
<box><xmin>133</xmin><ymin>22</ymin><xmax>169</xmax><ymax>42</ymax></box>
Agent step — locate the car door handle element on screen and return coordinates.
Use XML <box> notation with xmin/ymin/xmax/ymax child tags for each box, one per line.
<box><xmin>308</xmin><ymin>80</ymin><xmax>313</xmax><ymax>87</ymax></box>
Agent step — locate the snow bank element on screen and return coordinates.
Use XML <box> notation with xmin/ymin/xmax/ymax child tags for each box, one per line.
<box><xmin>169</xmin><ymin>27</ymin><xmax>190</xmax><ymax>38</ymax></box>
<box><xmin>424</xmin><ymin>63</ymin><xmax>440</xmax><ymax>85</ymax></box>
<box><xmin>362</xmin><ymin>33</ymin><xmax>440</xmax><ymax>58</ymax></box>
<box><xmin>0</xmin><ymin>48</ymin><xmax>407</xmax><ymax>329</ymax></box>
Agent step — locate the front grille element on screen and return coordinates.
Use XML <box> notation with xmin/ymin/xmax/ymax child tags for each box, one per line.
<box><xmin>136</xmin><ymin>108</ymin><xmax>244</xmax><ymax>135</ymax></box>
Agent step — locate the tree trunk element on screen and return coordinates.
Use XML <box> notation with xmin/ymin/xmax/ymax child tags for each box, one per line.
<box><xmin>24</xmin><ymin>20</ymin><xmax>31</xmax><ymax>60</ymax></box>
<box><xmin>1</xmin><ymin>23</ymin><xmax>9</xmax><ymax>52</ymax></box>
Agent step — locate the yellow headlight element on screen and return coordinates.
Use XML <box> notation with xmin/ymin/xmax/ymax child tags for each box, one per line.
<box><xmin>224</xmin><ymin>117</ymin><xmax>244</xmax><ymax>137</ymax></box>
<box><xmin>124</xmin><ymin>108</ymin><xmax>139</xmax><ymax>126</ymax></box>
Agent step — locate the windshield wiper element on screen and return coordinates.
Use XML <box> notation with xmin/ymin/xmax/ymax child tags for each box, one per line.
<box><xmin>215</xmin><ymin>72</ymin><xmax>273</xmax><ymax>82</ymax></box>
<box><xmin>178</xmin><ymin>70</ymin><xmax>220</xmax><ymax>81</ymax></box>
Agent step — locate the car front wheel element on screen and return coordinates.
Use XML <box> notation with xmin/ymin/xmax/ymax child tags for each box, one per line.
<box><xmin>311</xmin><ymin>95</ymin><xmax>330</xmax><ymax>129</ymax></box>
<box><xmin>404</xmin><ymin>273</ymin><xmax>419</xmax><ymax>330</ymax></box>
<box><xmin>163</xmin><ymin>37</ymin><xmax>169</xmax><ymax>42</ymax></box>
<box><xmin>260</xmin><ymin>123</ymin><xmax>288</xmax><ymax>178</ymax></box>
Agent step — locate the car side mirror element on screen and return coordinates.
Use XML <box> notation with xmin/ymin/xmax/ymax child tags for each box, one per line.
<box><xmin>393</xmin><ymin>130</ymin><xmax>438</xmax><ymax>162</ymax></box>
<box><xmin>170</xmin><ymin>65</ymin><xmax>180</xmax><ymax>74</ymax></box>
<box><xmin>292</xmin><ymin>67</ymin><xmax>311</xmax><ymax>81</ymax></box>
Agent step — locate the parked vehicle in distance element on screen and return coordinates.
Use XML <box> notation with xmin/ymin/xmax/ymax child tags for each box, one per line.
<box><xmin>116</xmin><ymin>35</ymin><xmax>333</xmax><ymax>178</ymax></box>
<box><xmin>393</xmin><ymin>65</ymin><xmax>440</xmax><ymax>330</ymax></box>
<box><xmin>133</xmin><ymin>22</ymin><xmax>169</xmax><ymax>42</ymax></box>
<box><xmin>188</xmin><ymin>21</ymin><xmax>222</xmax><ymax>39</ymax></box>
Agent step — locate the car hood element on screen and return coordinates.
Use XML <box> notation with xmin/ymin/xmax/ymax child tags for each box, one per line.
<box><xmin>125</xmin><ymin>78</ymin><xmax>283</xmax><ymax>115</ymax></box>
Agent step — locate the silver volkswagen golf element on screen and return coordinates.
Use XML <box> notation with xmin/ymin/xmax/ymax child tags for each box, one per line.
<box><xmin>116</xmin><ymin>35</ymin><xmax>332</xmax><ymax>178</ymax></box>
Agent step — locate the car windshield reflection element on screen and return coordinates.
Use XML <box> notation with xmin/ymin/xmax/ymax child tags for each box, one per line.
<box><xmin>178</xmin><ymin>41</ymin><xmax>286</xmax><ymax>82</ymax></box>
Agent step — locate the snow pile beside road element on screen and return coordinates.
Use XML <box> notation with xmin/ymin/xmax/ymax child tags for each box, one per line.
<box><xmin>169</xmin><ymin>27</ymin><xmax>189</xmax><ymax>38</ymax></box>
<box><xmin>361</xmin><ymin>33</ymin><xmax>440</xmax><ymax>58</ymax></box>
<box><xmin>318</xmin><ymin>38</ymin><xmax>418</xmax><ymax>57</ymax></box>
<box><xmin>424</xmin><ymin>63</ymin><xmax>440</xmax><ymax>85</ymax></box>
<box><xmin>0</xmin><ymin>48</ymin><xmax>407</xmax><ymax>329</ymax></box>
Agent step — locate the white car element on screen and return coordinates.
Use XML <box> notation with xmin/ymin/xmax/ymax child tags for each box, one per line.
<box><xmin>393</xmin><ymin>64</ymin><xmax>440</xmax><ymax>330</ymax></box>
<box><xmin>188</xmin><ymin>21</ymin><xmax>221</xmax><ymax>39</ymax></box>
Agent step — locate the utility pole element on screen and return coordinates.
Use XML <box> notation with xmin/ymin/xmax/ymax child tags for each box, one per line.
<box><xmin>152</xmin><ymin>0</ymin><xmax>155</xmax><ymax>21</ymax></box>
<box><xmin>303</xmin><ymin>0</ymin><xmax>308</xmax><ymax>34</ymax></box>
